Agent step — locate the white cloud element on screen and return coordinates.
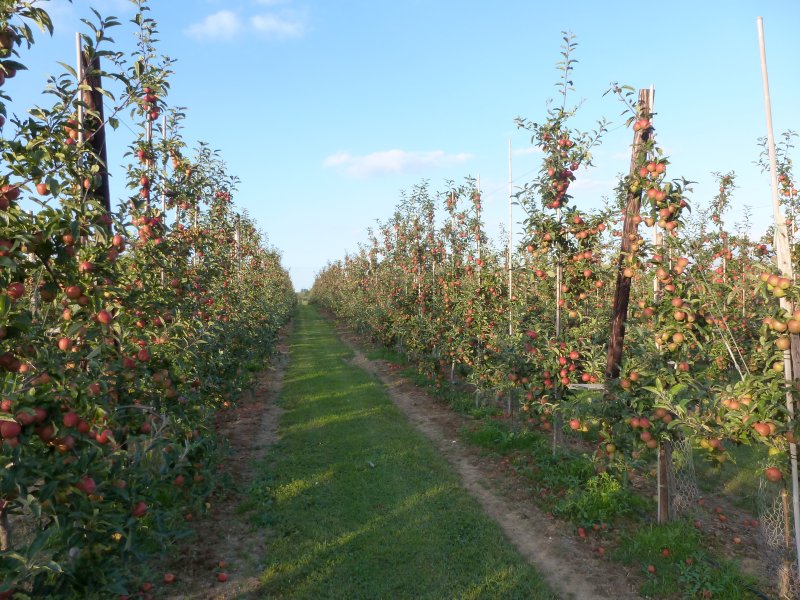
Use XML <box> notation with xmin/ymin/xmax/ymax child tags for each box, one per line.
<box><xmin>185</xmin><ymin>10</ymin><xmax>243</xmax><ymax>41</ymax></box>
<box><xmin>250</xmin><ymin>10</ymin><xmax>307</xmax><ymax>39</ymax></box>
<box><xmin>186</xmin><ymin>6</ymin><xmax>307</xmax><ymax>42</ymax></box>
<box><xmin>323</xmin><ymin>150</ymin><xmax>474</xmax><ymax>179</ymax></box>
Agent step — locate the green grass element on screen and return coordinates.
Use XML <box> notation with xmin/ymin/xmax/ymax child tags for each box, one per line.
<box><xmin>244</xmin><ymin>304</ymin><xmax>556</xmax><ymax>599</ymax></box>
<box><xmin>612</xmin><ymin>521</ymin><xmax>761</xmax><ymax>599</ymax></box>
<box><xmin>457</xmin><ymin>417</ymin><xmax>763</xmax><ymax>598</ymax></box>
<box><xmin>462</xmin><ymin>419</ymin><xmax>652</xmax><ymax>525</ymax></box>
<box><xmin>692</xmin><ymin>442</ymin><xmax>768</xmax><ymax>513</ymax></box>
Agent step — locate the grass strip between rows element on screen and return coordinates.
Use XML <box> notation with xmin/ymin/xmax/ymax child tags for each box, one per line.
<box><xmin>245</xmin><ymin>304</ymin><xmax>556</xmax><ymax>599</ymax></box>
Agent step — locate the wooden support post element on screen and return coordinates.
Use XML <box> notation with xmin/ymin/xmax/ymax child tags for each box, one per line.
<box><xmin>657</xmin><ymin>440</ymin><xmax>672</xmax><ymax>523</ymax></box>
<box><xmin>604</xmin><ymin>88</ymin><xmax>655</xmax><ymax>380</ymax></box>
<box><xmin>508</xmin><ymin>139</ymin><xmax>514</xmax><ymax>336</ymax></box>
<box><xmin>75</xmin><ymin>33</ymin><xmax>84</xmax><ymax>146</ymax></box>
<box><xmin>0</xmin><ymin>504</ymin><xmax>10</xmax><ymax>551</ymax></box>
<box><xmin>80</xmin><ymin>50</ymin><xmax>111</xmax><ymax>213</ymax></box>
<box><xmin>758</xmin><ymin>16</ymin><xmax>800</xmax><ymax>588</ymax></box>
<box><xmin>553</xmin><ymin>205</ymin><xmax>563</xmax><ymax>454</ymax></box>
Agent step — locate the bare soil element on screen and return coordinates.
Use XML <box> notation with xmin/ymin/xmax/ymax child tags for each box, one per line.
<box><xmin>160</xmin><ymin>325</ymin><xmax>290</xmax><ymax>600</ymax></box>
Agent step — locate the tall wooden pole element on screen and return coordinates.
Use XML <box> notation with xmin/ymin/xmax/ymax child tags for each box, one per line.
<box><xmin>80</xmin><ymin>50</ymin><xmax>111</xmax><ymax>212</ymax></box>
<box><xmin>476</xmin><ymin>175</ymin><xmax>481</xmax><ymax>287</ymax></box>
<box><xmin>161</xmin><ymin>114</ymin><xmax>168</xmax><ymax>215</ymax></box>
<box><xmin>508</xmin><ymin>139</ymin><xmax>514</xmax><ymax>336</ymax></box>
<box><xmin>604</xmin><ymin>88</ymin><xmax>655</xmax><ymax>380</ymax></box>
<box><xmin>553</xmin><ymin>204</ymin><xmax>563</xmax><ymax>454</ymax></box>
<box><xmin>757</xmin><ymin>16</ymin><xmax>800</xmax><ymax>587</ymax></box>
<box><xmin>75</xmin><ymin>33</ymin><xmax>84</xmax><ymax>146</ymax></box>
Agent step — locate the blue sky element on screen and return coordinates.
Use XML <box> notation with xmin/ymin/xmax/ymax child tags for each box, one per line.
<box><xmin>8</xmin><ymin>0</ymin><xmax>800</xmax><ymax>289</ymax></box>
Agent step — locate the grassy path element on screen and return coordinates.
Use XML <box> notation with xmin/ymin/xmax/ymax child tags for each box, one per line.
<box><xmin>248</xmin><ymin>304</ymin><xmax>556</xmax><ymax>599</ymax></box>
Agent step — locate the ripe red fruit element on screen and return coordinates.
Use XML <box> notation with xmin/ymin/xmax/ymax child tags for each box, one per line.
<box><xmin>57</xmin><ymin>337</ymin><xmax>72</xmax><ymax>351</ymax></box>
<box><xmin>96</xmin><ymin>309</ymin><xmax>113</xmax><ymax>325</ymax></box>
<box><xmin>65</xmin><ymin>285</ymin><xmax>82</xmax><ymax>300</ymax></box>
<box><xmin>36</xmin><ymin>182</ymin><xmax>48</xmax><ymax>195</ymax></box>
<box><xmin>62</xmin><ymin>411</ymin><xmax>79</xmax><ymax>428</ymax></box>
<box><xmin>95</xmin><ymin>429</ymin><xmax>112</xmax><ymax>444</ymax></box>
<box><xmin>163</xmin><ymin>573</ymin><xmax>176</xmax><ymax>584</ymax></box>
<box><xmin>36</xmin><ymin>424</ymin><xmax>54</xmax><ymax>442</ymax></box>
<box><xmin>78</xmin><ymin>260</ymin><xmax>94</xmax><ymax>273</ymax></box>
<box><xmin>6</xmin><ymin>282</ymin><xmax>24</xmax><ymax>300</ymax></box>
<box><xmin>0</xmin><ymin>184</ymin><xmax>19</xmax><ymax>201</ymax></box>
<box><xmin>752</xmin><ymin>422</ymin><xmax>772</xmax><ymax>437</ymax></box>
<box><xmin>76</xmin><ymin>476</ymin><xmax>97</xmax><ymax>495</ymax></box>
<box><xmin>0</xmin><ymin>420</ymin><xmax>21</xmax><ymax>439</ymax></box>
<box><xmin>137</xmin><ymin>348</ymin><xmax>151</xmax><ymax>362</ymax></box>
<box><xmin>765</xmin><ymin>467</ymin><xmax>783</xmax><ymax>482</ymax></box>
<box><xmin>647</xmin><ymin>564</ymin><xmax>656</xmax><ymax>574</ymax></box>
<box><xmin>131</xmin><ymin>501</ymin><xmax>148</xmax><ymax>518</ymax></box>
<box><xmin>216</xmin><ymin>572</ymin><xmax>228</xmax><ymax>583</ymax></box>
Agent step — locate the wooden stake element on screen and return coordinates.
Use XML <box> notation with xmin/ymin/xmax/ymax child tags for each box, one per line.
<box><xmin>80</xmin><ymin>50</ymin><xmax>111</xmax><ymax>212</ymax></box>
<box><xmin>553</xmin><ymin>205</ymin><xmax>563</xmax><ymax>454</ymax></box>
<box><xmin>161</xmin><ymin>114</ymin><xmax>168</xmax><ymax>214</ymax></box>
<box><xmin>0</xmin><ymin>504</ymin><xmax>10</xmax><ymax>551</ymax></box>
<box><xmin>605</xmin><ymin>88</ymin><xmax>655</xmax><ymax>380</ymax></box>
<box><xmin>508</xmin><ymin>139</ymin><xmax>513</xmax><ymax>336</ymax></box>
<box><xmin>757</xmin><ymin>16</ymin><xmax>800</xmax><ymax>585</ymax></box>
<box><xmin>75</xmin><ymin>33</ymin><xmax>84</xmax><ymax>146</ymax></box>
<box><xmin>476</xmin><ymin>175</ymin><xmax>481</xmax><ymax>287</ymax></box>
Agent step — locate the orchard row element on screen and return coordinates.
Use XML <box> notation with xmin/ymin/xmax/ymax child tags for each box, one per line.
<box><xmin>1</xmin><ymin>3</ymin><xmax>294</xmax><ymax>598</ymax></box>
<box><xmin>312</xmin><ymin>37</ymin><xmax>800</xmax><ymax>531</ymax></box>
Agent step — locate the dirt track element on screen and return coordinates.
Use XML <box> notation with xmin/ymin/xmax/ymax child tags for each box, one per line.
<box><xmin>339</xmin><ymin>326</ymin><xmax>643</xmax><ymax>600</ymax></box>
